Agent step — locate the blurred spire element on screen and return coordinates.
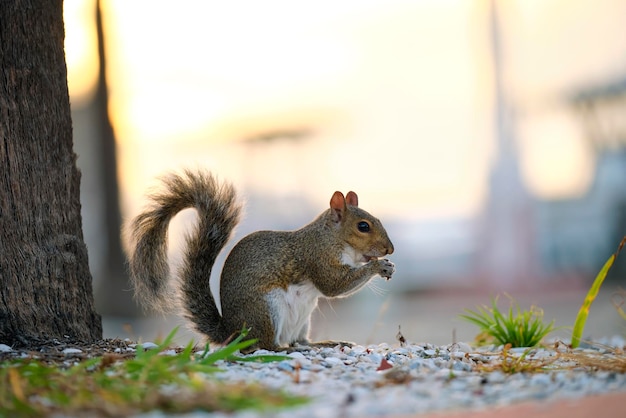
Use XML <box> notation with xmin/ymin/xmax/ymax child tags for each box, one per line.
<box><xmin>474</xmin><ymin>0</ymin><xmax>539</xmax><ymax>290</ymax></box>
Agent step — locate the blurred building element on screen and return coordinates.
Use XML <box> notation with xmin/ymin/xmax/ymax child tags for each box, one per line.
<box><xmin>65</xmin><ymin>1</ymin><xmax>626</xmax><ymax>300</ymax></box>
<box><xmin>393</xmin><ymin>74</ymin><xmax>626</xmax><ymax>291</ymax></box>
<box><xmin>537</xmin><ymin>77</ymin><xmax>626</xmax><ymax>279</ymax></box>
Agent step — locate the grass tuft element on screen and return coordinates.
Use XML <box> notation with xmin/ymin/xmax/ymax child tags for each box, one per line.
<box><xmin>0</xmin><ymin>327</ymin><xmax>305</xmax><ymax>417</ymax></box>
<box><xmin>460</xmin><ymin>294</ymin><xmax>557</xmax><ymax>348</ymax></box>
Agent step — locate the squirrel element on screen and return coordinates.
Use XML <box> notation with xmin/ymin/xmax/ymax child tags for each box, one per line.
<box><xmin>126</xmin><ymin>169</ymin><xmax>395</xmax><ymax>351</ymax></box>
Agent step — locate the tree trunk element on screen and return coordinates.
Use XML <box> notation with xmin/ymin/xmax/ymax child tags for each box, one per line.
<box><xmin>0</xmin><ymin>0</ymin><xmax>102</xmax><ymax>345</ymax></box>
<box><xmin>92</xmin><ymin>0</ymin><xmax>140</xmax><ymax>316</ymax></box>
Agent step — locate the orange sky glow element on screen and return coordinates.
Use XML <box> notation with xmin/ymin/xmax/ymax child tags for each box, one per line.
<box><xmin>64</xmin><ymin>0</ymin><xmax>626</xmax><ymax>220</ymax></box>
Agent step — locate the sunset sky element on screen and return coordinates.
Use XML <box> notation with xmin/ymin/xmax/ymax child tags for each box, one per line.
<box><xmin>64</xmin><ymin>0</ymin><xmax>626</xmax><ymax>221</ymax></box>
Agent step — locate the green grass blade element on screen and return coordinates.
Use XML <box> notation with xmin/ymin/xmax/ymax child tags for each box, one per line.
<box><xmin>571</xmin><ymin>237</ymin><xmax>625</xmax><ymax>348</ymax></box>
<box><xmin>200</xmin><ymin>328</ymin><xmax>257</xmax><ymax>364</ymax></box>
<box><xmin>460</xmin><ymin>294</ymin><xmax>557</xmax><ymax>347</ymax></box>
<box><xmin>229</xmin><ymin>354</ymin><xmax>293</xmax><ymax>363</ymax></box>
<box><xmin>459</xmin><ymin>309</ymin><xmax>492</xmax><ymax>329</ymax></box>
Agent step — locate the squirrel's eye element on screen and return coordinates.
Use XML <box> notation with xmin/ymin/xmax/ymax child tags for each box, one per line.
<box><xmin>357</xmin><ymin>221</ymin><xmax>370</xmax><ymax>233</ymax></box>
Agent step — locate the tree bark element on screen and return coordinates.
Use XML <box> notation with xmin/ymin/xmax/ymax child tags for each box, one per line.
<box><xmin>0</xmin><ymin>0</ymin><xmax>102</xmax><ymax>345</ymax></box>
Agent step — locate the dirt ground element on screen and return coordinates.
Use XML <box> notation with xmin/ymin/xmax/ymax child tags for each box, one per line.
<box><xmin>416</xmin><ymin>391</ymin><xmax>626</xmax><ymax>418</ymax></box>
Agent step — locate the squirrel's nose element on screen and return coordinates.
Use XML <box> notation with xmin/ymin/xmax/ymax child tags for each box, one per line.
<box><xmin>385</xmin><ymin>241</ymin><xmax>394</xmax><ymax>255</ymax></box>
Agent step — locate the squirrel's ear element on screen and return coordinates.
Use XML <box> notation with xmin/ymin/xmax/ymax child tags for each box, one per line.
<box><xmin>330</xmin><ymin>191</ymin><xmax>346</xmax><ymax>223</ymax></box>
<box><xmin>346</xmin><ymin>191</ymin><xmax>358</xmax><ymax>207</ymax></box>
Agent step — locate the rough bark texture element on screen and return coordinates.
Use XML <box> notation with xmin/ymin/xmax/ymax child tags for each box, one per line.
<box><xmin>0</xmin><ymin>0</ymin><xmax>102</xmax><ymax>345</ymax></box>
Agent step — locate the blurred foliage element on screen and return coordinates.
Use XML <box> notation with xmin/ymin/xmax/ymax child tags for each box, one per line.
<box><xmin>0</xmin><ymin>327</ymin><xmax>305</xmax><ymax>417</ymax></box>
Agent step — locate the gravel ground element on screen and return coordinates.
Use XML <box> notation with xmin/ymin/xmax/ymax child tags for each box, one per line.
<box><xmin>138</xmin><ymin>336</ymin><xmax>626</xmax><ymax>418</ymax></box>
<box><xmin>3</xmin><ymin>336</ymin><xmax>626</xmax><ymax>417</ymax></box>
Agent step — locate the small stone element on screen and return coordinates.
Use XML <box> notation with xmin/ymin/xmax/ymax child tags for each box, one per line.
<box><xmin>351</xmin><ymin>345</ymin><xmax>366</xmax><ymax>355</ymax></box>
<box><xmin>529</xmin><ymin>350</ymin><xmax>553</xmax><ymax>360</ymax></box>
<box><xmin>324</xmin><ymin>357</ymin><xmax>342</xmax><ymax>367</ymax></box>
<box><xmin>277</xmin><ymin>361</ymin><xmax>294</xmax><ymax>371</ymax></box>
<box><xmin>368</xmin><ymin>353</ymin><xmax>383</xmax><ymax>365</ymax></box>
<box><xmin>392</xmin><ymin>347</ymin><xmax>410</xmax><ymax>356</ymax></box>
<box><xmin>140</xmin><ymin>342</ymin><xmax>159</xmax><ymax>350</ymax></box>
<box><xmin>488</xmin><ymin>371</ymin><xmax>507</xmax><ymax>383</ymax></box>
<box><xmin>452</xmin><ymin>342</ymin><xmax>473</xmax><ymax>353</ymax></box>
<box><xmin>0</xmin><ymin>344</ymin><xmax>12</xmax><ymax>352</ymax></box>
<box><xmin>452</xmin><ymin>361</ymin><xmax>471</xmax><ymax>372</ymax></box>
<box><xmin>308</xmin><ymin>363</ymin><xmax>326</xmax><ymax>372</ymax></box>
<box><xmin>530</xmin><ymin>373</ymin><xmax>552</xmax><ymax>386</ymax></box>
<box><xmin>288</xmin><ymin>351</ymin><xmax>306</xmax><ymax>360</ymax></box>
<box><xmin>62</xmin><ymin>348</ymin><xmax>82</xmax><ymax>354</ymax></box>
<box><xmin>319</xmin><ymin>347</ymin><xmax>335</xmax><ymax>357</ymax></box>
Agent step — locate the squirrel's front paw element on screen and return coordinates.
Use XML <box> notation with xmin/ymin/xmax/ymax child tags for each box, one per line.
<box><xmin>377</xmin><ymin>258</ymin><xmax>395</xmax><ymax>280</ymax></box>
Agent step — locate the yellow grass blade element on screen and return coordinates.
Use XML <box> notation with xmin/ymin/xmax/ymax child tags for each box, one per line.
<box><xmin>8</xmin><ymin>368</ymin><xmax>25</xmax><ymax>402</ymax></box>
<box><xmin>571</xmin><ymin>237</ymin><xmax>625</xmax><ymax>348</ymax></box>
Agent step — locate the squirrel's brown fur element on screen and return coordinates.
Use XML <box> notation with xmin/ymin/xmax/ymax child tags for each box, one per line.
<box><xmin>126</xmin><ymin>170</ymin><xmax>394</xmax><ymax>350</ymax></box>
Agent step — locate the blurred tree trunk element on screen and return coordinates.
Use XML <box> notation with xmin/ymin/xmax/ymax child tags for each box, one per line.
<box><xmin>92</xmin><ymin>0</ymin><xmax>140</xmax><ymax>316</ymax></box>
<box><xmin>0</xmin><ymin>0</ymin><xmax>102</xmax><ymax>344</ymax></box>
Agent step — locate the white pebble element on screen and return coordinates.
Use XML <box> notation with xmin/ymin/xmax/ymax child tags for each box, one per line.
<box><xmin>278</xmin><ymin>361</ymin><xmax>294</xmax><ymax>371</ymax></box>
<box><xmin>350</xmin><ymin>345</ymin><xmax>366</xmax><ymax>355</ymax></box>
<box><xmin>140</xmin><ymin>342</ymin><xmax>159</xmax><ymax>350</ymax></box>
<box><xmin>0</xmin><ymin>344</ymin><xmax>12</xmax><ymax>352</ymax></box>
<box><xmin>323</xmin><ymin>357</ymin><xmax>343</xmax><ymax>367</ymax></box>
<box><xmin>288</xmin><ymin>351</ymin><xmax>306</xmax><ymax>360</ymax></box>
<box><xmin>451</xmin><ymin>342</ymin><xmax>473</xmax><ymax>353</ymax></box>
<box><xmin>530</xmin><ymin>373</ymin><xmax>552</xmax><ymax>386</ymax></box>
<box><xmin>488</xmin><ymin>371</ymin><xmax>507</xmax><ymax>383</ymax></box>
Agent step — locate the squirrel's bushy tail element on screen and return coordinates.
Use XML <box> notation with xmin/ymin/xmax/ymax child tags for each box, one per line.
<box><xmin>126</xmin><ymin>170</ymin><xmax>241</xmax><ymax>342</ymax></box>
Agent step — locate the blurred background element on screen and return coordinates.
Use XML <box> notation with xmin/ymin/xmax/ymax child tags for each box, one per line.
<box><xmin>65</xmin><ymin>0</ymin><xmax>626</xmax><ymax>346</ymax></box>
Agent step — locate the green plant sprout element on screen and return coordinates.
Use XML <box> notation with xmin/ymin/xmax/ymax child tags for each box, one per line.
<box><xmin>571</xmin><ymin>236</ymin><xmax>626</xmax><ymax>348</ymax></box>
<box><xmin>460</xmin><ymin>294</ymin><xmax>556</xmax><ymax>348</ymax></box>
<box><xmin>0</xmin><ymin>327</ymin><xmax>304</xmax><ymax>417</ymax></box>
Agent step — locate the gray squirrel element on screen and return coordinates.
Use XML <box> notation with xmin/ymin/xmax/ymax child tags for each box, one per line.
<box><xmin>126</xmin><ymin>170</ymin><xmax>395</xmax><ymax>350</ymax></box>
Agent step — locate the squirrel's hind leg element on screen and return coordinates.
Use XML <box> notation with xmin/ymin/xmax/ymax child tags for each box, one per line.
<box><xmin>290</xmin><ymin>323</ymin><xmax>355</xmax><ymax>350</ymax></box>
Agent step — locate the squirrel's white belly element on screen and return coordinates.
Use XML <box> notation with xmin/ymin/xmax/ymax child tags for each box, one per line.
<box><xmin>265</xmin><ymin>282</ymin><xmax>322</xmax><ymax>346</ymax></box>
